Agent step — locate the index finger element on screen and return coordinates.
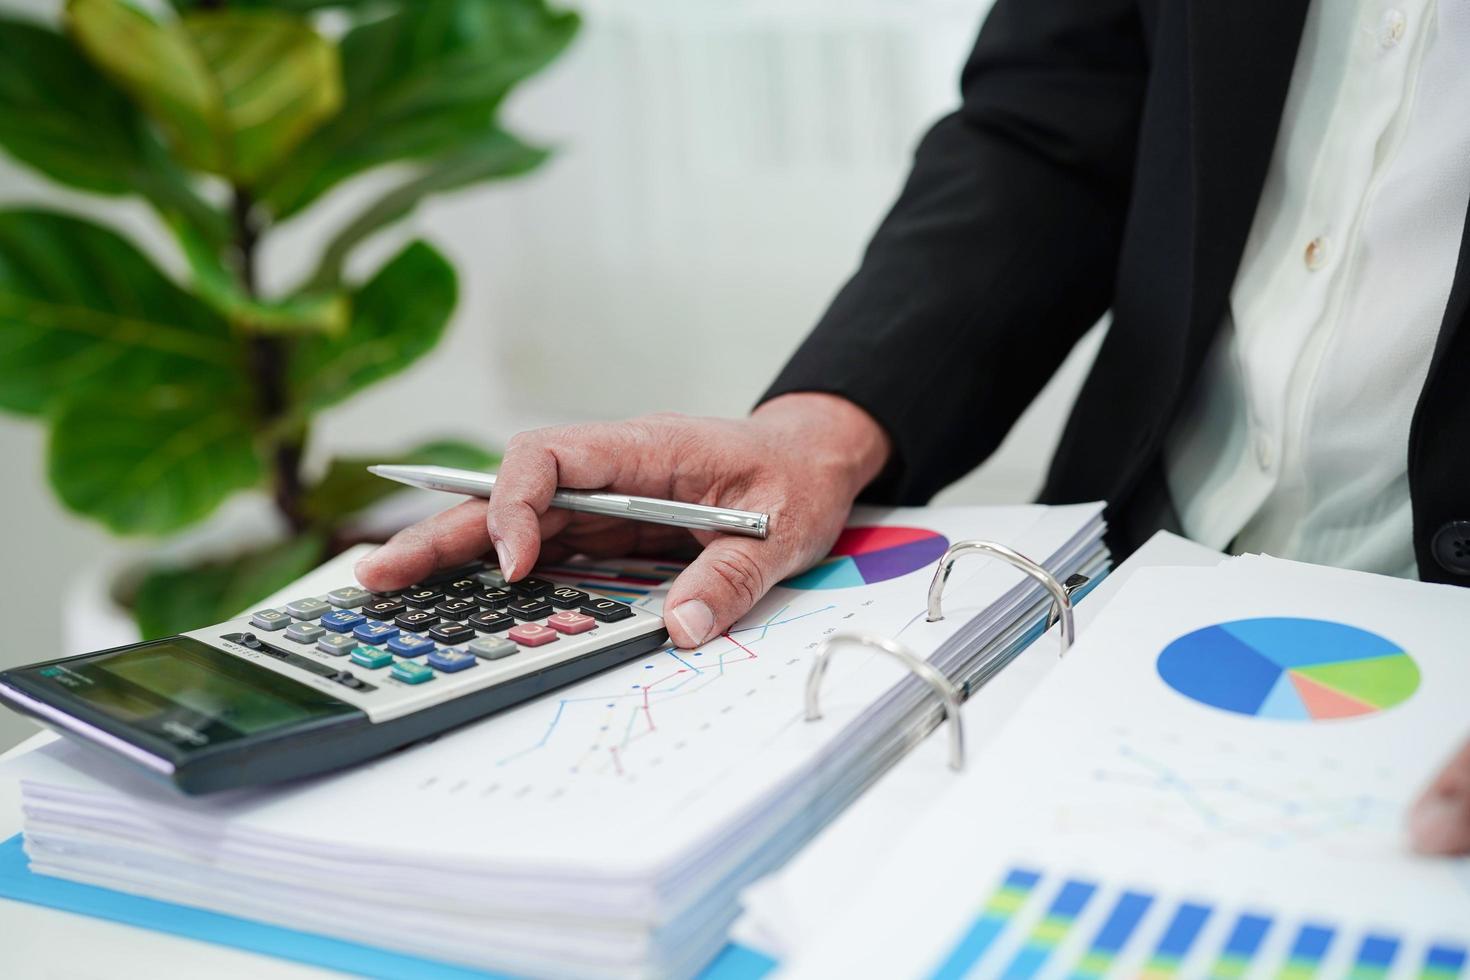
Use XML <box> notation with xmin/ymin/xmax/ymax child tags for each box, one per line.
<box><xmin>487</xmin><ymin>422</ymin><xmax>657</xmax><ymax>579</ymax></box>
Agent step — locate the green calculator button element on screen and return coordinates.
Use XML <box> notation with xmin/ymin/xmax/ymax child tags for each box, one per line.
<box><xmin>350</xmin><ymin>646</ymin><xmax>393</xmax><ymax>669</ymax></box>
<box><xmin>390</xmin><ymin>660</ymin><xmax>434</xmax><ymax>685</ymax></box>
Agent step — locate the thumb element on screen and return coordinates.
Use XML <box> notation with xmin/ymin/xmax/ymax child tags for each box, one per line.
<box><xmin>663</xmin><ymin>537</ymin><xmax>793</xmax><ymax>648</ymax></box>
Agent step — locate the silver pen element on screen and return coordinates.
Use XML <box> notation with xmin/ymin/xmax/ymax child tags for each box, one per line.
<box><xmin>367</xmin><ymin>464</ymin><xmax>770</xmax><ymax>539</ymax></box>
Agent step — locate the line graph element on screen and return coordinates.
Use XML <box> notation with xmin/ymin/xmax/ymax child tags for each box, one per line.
<box><xmin>1047</xmin><ymin>733</ymin><xmax>1400</xmax><ymax>853</ymax></box>
<box><xmin>490</xmin><ymin>600</ymin><xmax>839</xmax><ymax>773</ymax></box>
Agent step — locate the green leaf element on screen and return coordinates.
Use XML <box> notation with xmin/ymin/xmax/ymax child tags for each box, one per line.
<box><xmin>49</xmin><ymin>384</ymin><xmax>263</xmax><ymax>535</ymax></box>
<box><xmin>289</xmin><ymin>239</ymin><xmax>456</xmax><ymax>413</ymax></box>
<box><xmin>65</xmin><ymin>0</ymin><xmax>227</xmax><ymax>173</ymax></box>
<box><xmin>260</xmin><ymin>0</ymin><xmax>577</xmax><ymax>218</ymax></box>
<box><xmin>65</xmin><ymin>0</ymin><xmax>343</xmax><ymax>185</ymax></box>
<box><xmin>304</xmin><ymin>439</ymin><xmax>500</xmax><ymax>522</ymax></box>
<box><xmin>304</xmin><ymin>126</ymin><xmax>547</xmax><ymax>292</ymax></box>
<box><xmin>0</xmin><ymin>19</ymin><xmax>151</xmax><ymax>194</ymax></box>
<box><xmin>175</xmin><ymin>219</ymin><xmax>349</xmax><ymax>335</ymax></box>
<box><xmin>180</xmin><ymin>9</ymin><xmax>344</xmax><ymax>184</ymax></box>
<box><xmin>133</xmin><ymin>533</ymin><xmax>326</xmax><ymax>639</ymax></box>
<box><xmin>0</xmin><ymin>209</ymin><xmax>242</xmax><ymax>416</ymax></box>
<box><xmin>0</xmin><ymin>19</ymin><xmax>228</xmax><ymax>248</ymax></box>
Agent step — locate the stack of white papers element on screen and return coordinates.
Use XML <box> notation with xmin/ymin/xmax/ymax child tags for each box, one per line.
<box><xmin>778</xmin><ymin>557</ymin><xmax>1470</xmax><ymax>979</ymax></box>
<box><xmin>7</xmin><ymin>504</ymin><xmax>1106</xmax><ymax>980</ymax></box>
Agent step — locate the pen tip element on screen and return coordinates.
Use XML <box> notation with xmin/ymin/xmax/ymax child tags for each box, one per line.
<box><xmin>366</xmin><ymin>465</ymin><xmax>385</xmax><ymax>476</ymax></box>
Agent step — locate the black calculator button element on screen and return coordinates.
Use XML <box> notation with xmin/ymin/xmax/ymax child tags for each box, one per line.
<box><xmin>428</xmin><ymin>622</ymin><xmax>476</xmax><ymax>645</ymax></box>
<box><xmin>508</xmin><ymin>577</ymin><xmax>554</xmax><ymax>598</ymax></box>
<box><xmin>468</xmin><ymin>610</ymin><xmax>514</xmax><ymax>633</ymax></box>
<box><xmin>362</xmin><ymin>599</ymin><xmax>406</xmax><ymax>620</ymax></box>
<box><xmin>396</xmin><ymin>610</ymin><xmax>439</xmax><ymax>632</ymax></box>
<box><xmin>579</xmin><ymin>598</ymin><xmax>634</xmax><ymax>622</ymax></box>
<box><xmin>476</xmin><ymin>588</ymin><xmax>513</xmax><ymax>609</ymax></box>
<box><xmin>371</xmin><ymin>589</ymin><xmax>403</xmax><ymax>599</ymax></box>
<box><xmin>403</xmin><ymin>587</ymin><xmax>444</xmax><ymax>608</ymax></box>
<box><xmin>434</xmin><ymin>597</ymin><xmax>477</xmax><ymax>619</ymax></box>
<box><xmin>507</xmin><ymin>598</ymin><xmax>552</xmax><ymax>620</ymax></box>
<box><xmin>547</xmin><ymin>587</ymin><xmax>589</xmax><ymax>609</ymax></box>
<box><xmin>443</xmin><ymin>578</ymin><xmax>480</xmax><ymax>597</ymax></box>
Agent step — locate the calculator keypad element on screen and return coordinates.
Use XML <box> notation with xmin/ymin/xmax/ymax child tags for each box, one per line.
<box><xmin>208</xmin><ymin>558</ymin><xmax>661</xmax><ymax>724</ymax></box>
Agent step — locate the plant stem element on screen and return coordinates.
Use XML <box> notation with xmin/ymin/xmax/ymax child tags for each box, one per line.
<box><xmin>233</xmin><ymin>188</ymin><xmax>309</xmax><ymax>536</ymax></box>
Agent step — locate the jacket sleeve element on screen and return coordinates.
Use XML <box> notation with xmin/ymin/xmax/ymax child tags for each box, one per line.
<box><xmin>760</xmin><ymin>0</ymin><xmax>1149</xmax><ymax>503</ymax></box>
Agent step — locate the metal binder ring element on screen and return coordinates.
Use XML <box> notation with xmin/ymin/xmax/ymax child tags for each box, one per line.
<box><xmin>804</xmin><ymin>632</ymin><xmax>965</xmax><ymax>771</ymax></box>
<box><xmin>926</xmin><ymin>540</ymin><xmax>1078</xmax><ymax>656</ymax></box>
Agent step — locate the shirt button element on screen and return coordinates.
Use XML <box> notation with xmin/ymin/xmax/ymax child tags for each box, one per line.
<box><xmin>1304</xmin><ymin>236</ymin><xmax>1329</xmax><ymax>271</ymax></box>
<box><xmin>1254</xmin><ymin>431</ymin><xmax>1275</xmax><ymax>471</ymax></box>
<box><xmin>1431</xmin><ymin>521</ymin><xmax>1470</xmax><ymax>575</ymax></box>
<box><xmin>1379</xmin><ymin>9</ymin><xmax>1407</xmax><ymax>49</ymax></box>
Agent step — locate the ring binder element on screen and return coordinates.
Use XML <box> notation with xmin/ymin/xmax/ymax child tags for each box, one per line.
<box><xmin>804</xmin><ymin>633</ymin><xmax>966</xmax><ymax>771</ymax></box>
<box><xmin>926</xmin><ymin>541</ymin><xmax>1083</xmax><ymax>656</ymax></box>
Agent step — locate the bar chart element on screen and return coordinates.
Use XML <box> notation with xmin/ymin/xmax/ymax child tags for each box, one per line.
<box><xmin>924</xmin><ymin>866</ymin><xmax>1468</xmax><ymax>980</ymax></box>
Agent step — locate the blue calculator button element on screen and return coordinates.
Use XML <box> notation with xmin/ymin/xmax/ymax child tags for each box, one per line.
<box><xmin>320</xmin><ymin>610</ymin><xmax>366</xmax><ymax>633</ymax></box>
<box><xmin>387</xmin><ymin>633</ymin><xmax>434</xmax><ymax>657</ymax></box>
<box><xmin>353</xmin><ymin>622</ymin><xmax>399</xmax><ymax>644</ymax></box>
<box><xmin>427</xmin><ymin>648</ymin><xmax>478</xmax><ymax>673</ymax></box>
<box><xmin>390</xmin><ymin>660</ymin><xmax>434</xmax><ymax>684</ymax></box>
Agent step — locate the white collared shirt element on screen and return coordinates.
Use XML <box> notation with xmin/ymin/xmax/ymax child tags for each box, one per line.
<box><xmin>1163</xmin><ymin>0</ymin><xmax>1470</xmax><ymax>578</ymax></box>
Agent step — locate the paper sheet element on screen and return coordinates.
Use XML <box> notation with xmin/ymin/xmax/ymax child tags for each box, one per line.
<box><xmin>779</xmin><ymin>560</ymin><xmax>1470</xmax><ymax>979</ymax></box>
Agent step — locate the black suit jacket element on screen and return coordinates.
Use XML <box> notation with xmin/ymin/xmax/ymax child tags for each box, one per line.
<box><xmin>763</xmin><ymin>0</ymin><xmax>1470</xmax><ymax>584</ymax></box>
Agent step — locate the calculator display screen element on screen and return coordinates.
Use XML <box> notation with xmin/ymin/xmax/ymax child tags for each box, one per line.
<box><xmin>40</xmin><ymin>638</ymin><xmax>356</xmax><ymax>747</ymax></box>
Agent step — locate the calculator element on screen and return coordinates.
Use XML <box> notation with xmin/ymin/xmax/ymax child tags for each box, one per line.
<box><xmin>0</xmin><ymin>561</ymin><xmax>667</xmax><ymax>794</ymax></box>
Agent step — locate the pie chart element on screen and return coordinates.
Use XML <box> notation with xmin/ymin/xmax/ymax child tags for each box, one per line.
<box><xmin>782</xmin><ymin>526</ymin><xmax>950</xmax><ymax>590</ymax></box>
<box><xmin>1156</xmin><ymin>617</ymin><xmax>1419</xmax><ymax>721</ymax></box>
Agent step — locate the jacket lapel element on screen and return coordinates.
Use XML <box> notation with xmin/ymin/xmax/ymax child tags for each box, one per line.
<box><xmin>1182</xmin><ymin>0</ymin><xmax>1312</xmax><ymax>360</ymax></box>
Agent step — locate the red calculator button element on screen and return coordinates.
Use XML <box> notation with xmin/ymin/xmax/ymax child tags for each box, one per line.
<box><xmin>508</xmin><ymin>623</ymin><xmax>558</xmax><ymax>646</ymax></box>
<box><xmin>546</xmin><ymin>611</ymin><xmax>596</xmax><ymax>635</ymax></box>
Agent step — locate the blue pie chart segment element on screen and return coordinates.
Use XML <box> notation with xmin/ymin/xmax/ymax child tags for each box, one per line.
<box><xmin>1156</xmin><ymin>617</ymin><xmax>1419</xmax><ymax>722</ymax></box>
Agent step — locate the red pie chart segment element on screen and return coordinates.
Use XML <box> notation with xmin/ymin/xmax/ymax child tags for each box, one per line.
<box><xmin>782</xmin><ymin>526</ymin><xmax>950</xmax><ymax>590</ymax></box>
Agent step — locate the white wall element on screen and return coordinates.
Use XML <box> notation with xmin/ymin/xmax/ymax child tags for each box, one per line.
<box><xmin>0</xmin><ymin>0</ymin><xmax>1102</xmax><ymax>752</ymax></box>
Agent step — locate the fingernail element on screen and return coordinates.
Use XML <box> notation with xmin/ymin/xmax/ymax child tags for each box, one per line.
<box><xmin>494</xmin><ymin>540</ymin><xmax>515</xmax><ymax>579</ymax></box>
<box><xmin>1409</xmin><ymin>793</ymin><xmax>1467</xmax><ymax>853</ymax></box>
<box><xmin>670</xmin><ymin>600</ymin><xmax>714</xmax><ymax>648</ymax></box>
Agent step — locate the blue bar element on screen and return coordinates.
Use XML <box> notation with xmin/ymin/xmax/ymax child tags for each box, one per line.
<box><xmin>1005</xmin><ymin>869</ymin><xmax>1043</xmax><ymax>890</ymax></box>
<box><xmin>1356</xmin><ymin>935</ymin><xmax>1399</xmax><ymax>968</ymax></box>
<box><xmin>1291</xmin><ymin>924</ymin><xmax>1336</xmax><ymax>960</ymax></box>
<box><xmin>1157</xmin><ymin>903</ymin><xmax>1213</xmax><ymax>958</ymax></box>
<box><xmin>1427</xmin><ymin>944</ymin><xmax>1468</xmax><ymax>972</ymax></box>
<box><xmin>931</xmin><ymin>919</ymin><xmax>1006</xmax><ymax>980</ymax></box>
<box><xmin>1223</xmin><ymin>913</ymin><xmax>1272</xmax><ymax>957</ymax></box>
<box><xmin>1050</xmin><ymin>881</ymin><xmax>1098</xmax><ymax>918</ymax></box>
<box><xmin>1092</xmin><ymin>892</ymin><xmax>1153</xmax><ymax>953</ymax></box>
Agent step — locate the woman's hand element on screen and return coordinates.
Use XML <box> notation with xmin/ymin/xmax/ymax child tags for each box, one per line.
<box><xmin>355</xmin><ymin>393</ymin><xmax>891</xmax><ymax>648</ymax></box>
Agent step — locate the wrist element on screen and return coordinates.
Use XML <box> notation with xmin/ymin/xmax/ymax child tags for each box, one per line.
<box><xmin>752</xmin><ymin>393</ymin><xmax>892</xmax><ymax>497</ymax></box>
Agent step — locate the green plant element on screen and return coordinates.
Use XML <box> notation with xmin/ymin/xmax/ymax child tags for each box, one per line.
<box><xmin>0</xmin><ymin>0</ymin><xmax>577</xmax><ymax>637</ymax></box>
